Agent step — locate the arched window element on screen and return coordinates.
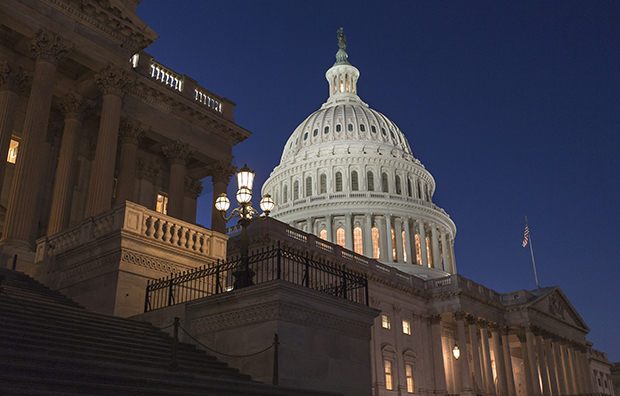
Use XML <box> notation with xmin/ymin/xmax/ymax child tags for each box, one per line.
<box><xmin>353</xmin><ymin>227</ymin><xmax>363</xmax><ymax>255</ymax></box>
<box><xmin>319</xmin><ymin>229</ymin><xmax>327</xmax><ymax>240</ymax></box>
<box><xmin>402</xmin><ymin>231</ymin><xmax>407</xmax><ymax>263</ymax></box>
<box><xmin>320</xmin><ymin>174</ymin><xmax>327</xmax><ymax>194</ymax></box>
<box><xmin>305</xmin><ymin>176</ymin><xmax>312</xmax><ymax>197</ymax></box>
<box><xmin>336</xmin><ymin>227</ymin><xmax>345</xmax><ymax>248</ymax></box>
<box><xmin>415</xmin><ymin>234</ymin><xmax>422</xmax><ymax>265</ymax></box>
<box><xmin>407</xmin><ymin>179</ymin><xmax>412</xmax><ymax>197</ymax></box>
<box><xmin>348</xmin><ymin>123</ymin><xmax>353</xmax><ymax>132</ymax></box>
<box><xmin>395</xmin><ymin>175</ymin><xmax>402</xmax><ymax>195</ymax></box>
<box><xmin>417</xmin><ymin>181</ymin><xmax>422</xmax><ymax>199</ymax></box>
<box><xmin>351</xmin><ymin>171</ymin><xmax>359</xmax><ymax>191</ymax></box>
<box><xmin>293</xmin><ymin>180</ymin><xmax>299</xmax><ymax>200</ymax></box>
<box><xmin>335</xmin><ymin>172</ymin><xmax>343</xmax><ymax>192</ymax></box>
<box><xmin>367</xmin><ymin>171</ymin><xmax>374</xmax><ymax>191</ymax></box>
<box><xmin>283</xmin><ymin>185</ymin><xmax>288</xmax><ymax>203</ymax></box>
<box><xmin>372</xmin><ymin>227</ymin><xmax>380</xmax><ymax>259</ymax></box>
<box><xmin>391</xmin><ymin>228</ymin><xmax>397</xmax><ymax>261</ymax></box>
<box><xmin>426</xmin><ymin>236</ymin><xmax>432</xmax><ymax>268</ymax></box>
<box><xmin>382</xmin><ymin>173</ymin><xmax>389</xmax><ymax>193</ymax></box>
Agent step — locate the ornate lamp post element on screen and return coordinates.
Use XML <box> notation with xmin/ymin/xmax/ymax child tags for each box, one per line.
<box><xmin>214</xmin><ymin>164</ymin><xmax>274</xmax><ymax>288</ymax></box>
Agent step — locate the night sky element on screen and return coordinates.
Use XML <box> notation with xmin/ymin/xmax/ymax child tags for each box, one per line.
<box><xmin>137</xmin><ymin>1</ymin><xmax>620</xmax><ymax>362</ymax></box>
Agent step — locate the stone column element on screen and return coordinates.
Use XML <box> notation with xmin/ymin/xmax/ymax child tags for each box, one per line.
<box><xmin>542</xmin><ymin>335</ymin><xmax>559</xmax><ymax>396</ymax></box>
<box><xmin>115</xmin><ymin>117</ymin><xmax>147</xmax><ymax>204</ymax></box>
<box><xmin>0</xmin><ymin>61</ymin><xmax>29</xmax><ymax>192</ymax></box>
<box><xmin>524</xmin><ymin>326</ymin><xmax>542</xmax><ymax>396</ymax></box>
<box><xmin>478</xmin><ymin>320</ymin><xmax>496</xmax><ymax>395</ymax></box>
<box><xmin>385</xmin><ymin>214</ymin><xmax>393</xmax><ymax>263</ymax></box>
<box><xmin>552</xmin><ymin>337</ymin><xmax>567</xmax><ymax>396</ymax></box>
<box><xmin>454</xmin><ymin>311</ymin><xmax>473</xmax><ymax>393</ymax></box>
<box><xmin>85</xmin><ymin>64</ymin><xmax>132</xmax><ymax>217</ymax></box>
<box><xmin>183</xmin><ymin>177</ymin><xmax>203</xmax><ymax>223</ymax></box>
<box><xmin>364</xmin><ymin>213</ymin><xmax>373</xmax><ymax>257</ymax></box>
<box><xmin>394</xmin><ymin>218</ymin><xmax>403</xmax><ymax>262</ymax></box>
<box><xmin>466</xmin><ymin>315</ymin><xmax>485</xmax><ymax>394</ymax></box>
<box><xmin>574</xmin><ymin>346</ymin><xmax>587</xmax><ymax>395</ymax></box>
<box><xmin>325</xmin><ymin>214</ymin><xmax>332</xmax><ymax>243</ymax></box>
<box><xmin>501</xmin><ymin>327</ymin><xmax>517</xmax><ymax>396</ymax></box>
<box><xmin>449</xmin><ymin>236</ymin><xmax>457</xmax><ymax>273</ymax></box>
<box><xmin>344</xmin><ymin>212</ymin><xmax>353</xmax><ymax>250</ymax></box>
<box><xmin>490</xmin><ymin>324</ymin><xmax>508</xmax><ymax>396</ymax></box>
<box><xmin>429</xmin><ymin>314</ymin><xmax>447</xmax><ymax>394</ymax></box>
<box><xmin>47</xmin><ymin>92</ymin><xmax>94</xmax><ymax>235</ymax></box>
<box><xmin>440</xmin><ymin>229</ymin><xmax>449</xmax><ymax>272</ymax></box>
<box><xmin>517</xmin><ymin>332</ymin><xmax>534</xmax><ymax>396</ymax></box>
<box><xmin>417</xmin><ymin>220</ymin><xmax>429</xmax><ymax>268</ymax></box>
<box><xmin>430</xmin><ymin>223</ymin><xmax>440</xmax><ymax>269</ymax></box>
<box><xmin>162</xmin><ymin>140</ymin><xmax>193</xmax><ymax>219</ymax></box>
<box><xmin>1</xmin><ymin>31</ymin><xmax>70</xmax><ymax>254</ymax></box>
<box><xmin>559</xmin><ymin>341</ymin><xmax>574</xmax><ymax>395</ymax></box>
<box><xmin>306</xmin><ymin>216</ymin><xmax>313</xmax><ymax>234</ymax></box>
<box><xmin>205</xmin><ymin>161</ymin><xmax>236</xmax><ymax>234</ymax></box>
<box><xmin>403</xmin><ymin>216</ymin><xmax>412</xmax><ymax>264</ymax></box>
<box><xmin>567</xmin><ymin>345</ymin><xmax>581</xmax><ymax>394</ymax></box>
<box><xmin>580</xmin><ymin>348</ymin><xmax>593</xmax><ymax>394</ymax></box>
<box><xmin>534</xmin><ymin>330</ymin><xmax>551</xmax><ymax>396</ymax></box>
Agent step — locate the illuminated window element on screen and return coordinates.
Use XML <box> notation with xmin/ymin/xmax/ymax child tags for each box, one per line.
<box><xmin>293</xmin><ymin>181</ymin><xmax>299</xmax><ymax>200</ymax></box>
<box><xmin>319</xmin><ymin>229</ymin><xmax>327</xmax><ymax>240</ymax></box>
<box><xmin>405</xmin><ymin>363</ymin><xmax>414</xmax><ymax>393</ymax></box>
<box><xmin>367</xmin><ymin>171</ymin><xmax>374</xmax><ymax>191</ymax></box>
<box><xmin>384</xmin><ymin>360</ymin><xmax>394</xmax><ymax>390</ymax></box>
<box><xmin>156</xmin><ymin>193</ymin><xmax>168</xmax><ymax>215</ymax></box>
<box><xmin>320</xmin><ymin>174</ymin><xmax>327</xmax><ymax>194</ymax></box>
<box><xmin>283</xmin><ymin>185</ymin><xmax>288</xmax><ymax>203</ymax></box>
<box><xmin>353</xmin><ymin>227</ymin><xmax>363</xmax><ymax>255</ymax></box>
<box><xmin>381</xmin><ymin>314</ymin><xmax>390</xmax><ymax>329</ymax></box>
<box><xmin>335</xmin><ymin>172</ymin><xmax>343</xmax><ymax>192</ymax></box>
<box><xmin>336</xmin><ymin>227</ymin><xmax>345</xmax><ymax>248</ymax></box>
<box><xmin>426</xmin><ymin>236</ymin><xmax>432</xmax><ymax>268</ymax></box>
<box><xmin>351</xmin><ymin>171</ymin><xmax>359</xmax><ymax>191</ymax></box>
<box><xmin>395</xmin><ymin>175</ymin><xmax>402</xmax><ymax>195</ymax></box>
<box><xmin>402</xmin><ymin>231</ymin><xmax>407</xmax><ymax>263</ymax></box>
<box><xmin>306</xmin><ymin>176</ymin><xmax>312</xmax><ymax>197</ymax></box>
<box><xmin>415</xmin><ymin>234</ymin><xmax>422</xmax><ymax>265</ymax></box>
<box><xmin>372</xmin><ymin>227</ymin><xmax>381</xmax><ymax>259</ymax></box>
<box><xmin>382</xmin><ymin>173</ymin><xmax>389</xmax><ymax>193</ymax></box>
<box><xmin>391</xmin><ymin>228</ymin><xmax>397</xmax><ymax>261</ymax></box>
<box><xmin>7</xmin><ymin>139</ymin><xmax>18</xmax><ymax>164</ymax></box>
<box><xmin>403</xmin><ymin>319</ymin><xmax>411</xmax><ymax>335</ymax></box>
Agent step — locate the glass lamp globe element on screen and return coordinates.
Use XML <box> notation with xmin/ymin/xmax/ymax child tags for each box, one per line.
<box><xmin>259</xmin><ymin>194</ymin><xmax>275</xmax><ymax>213</ymax></box>
<box><xmin>214</xmin><ymin>193</ymin><xmax>230</xmax><ymax>212</ymax></box>
<box><xmin>236</xmin><ymin>187</ymin><xmax>252</xmax><ymax>204</ymax></box>
<box><xmin>452</xmin><ymin>344</ymin><xmax>460</xmax><ymax>360</ymax></box>
<box><xmin>237</xmin><ymin>164</ymin><xmax>255</xmax><ymax>191</ymax></box>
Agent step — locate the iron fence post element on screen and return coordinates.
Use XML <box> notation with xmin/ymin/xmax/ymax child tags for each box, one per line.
<box><xmin>342</xmin><ymin>268</ymin><xmax>348</xmax><ymax>300</ymax></box>
<box><xmin>276</xmin><ymin>240</ymin><xmax>281</xmax><ymax>279</ymax></box>
<box><xmin>144</xmin><ymin>280</ymin><xmax>150</xmax><ymax>312</ymax></box>
<box><xmin>167</xmin><ymin>273</ymin><xmax>174</xmax><ymax>307</ymax></box>
<box><xmin>365</xmin><ymin>276</ymin><xmax>369</xmax><ymax>306</ymax></box>
<box><xmin>216</xmin><ymin>262</ymin><xmax>220</xmax><ymax>294</ymax></box>
<box><xmin>304</xmin><ymin>251</ymin><xmax>310</xmax><ymax>288</ymax></box>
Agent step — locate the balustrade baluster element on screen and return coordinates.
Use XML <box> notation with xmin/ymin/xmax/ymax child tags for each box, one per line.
<box><xmin>187</xmin><ymin>230</ymin><xmax>196</xmax><ymax>250</ymax></box>
<box><xmin>154</xmin><ymin>219</ymin><xmax>164</xmax><ymax>240</ymax></box>
<box><xmin>194</xmin><ymin>234</ymin><xmax>203</xmax><ymax>253</ymax></box>
<box><xmin>179</xmin><ymin>227</ymin><xmax>187</xmax><ymax>247</ymax></box>
<box><xmin>170</xmin><ymin>224</ymin><xmax>179</xmax><ymax>245</ymax></box>
<box><xmin>162</xmin><ymin>221</ymin><xmax>171</xmax><ymax>242</ymax></box>
<box><xmin>146</xmin><ymin>215</ymin><xmax>156</xmax><ymax>237</ymax></box>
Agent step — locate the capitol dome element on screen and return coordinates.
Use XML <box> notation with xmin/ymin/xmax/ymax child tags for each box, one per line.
<box><xmin>262</xmin><ymin>29</ymin><xmax>456</xmax><ymax>279</ymax></box>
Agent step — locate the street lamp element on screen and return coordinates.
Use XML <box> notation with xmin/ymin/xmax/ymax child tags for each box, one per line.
<box><xmin>214</xmin><ymin>164</ymin><xmax>274</xmax><ymax>288</ymax></box>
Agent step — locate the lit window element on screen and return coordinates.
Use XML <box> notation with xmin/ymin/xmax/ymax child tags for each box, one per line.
<box><xmin>335</xmin><ymin>172</ymin><xmax>343</xmax><ymax>192</ymax></box>
<box><xmin>391</xmin><ymin>228</ymin><xmax>397</xmax><ymax>261</ymax></box>
<box><xmin>353</xmin><ymin>227</ymin><xmax>363</xmax><ymax>255</ymax></box>
<box><xmin>367</xmin><ymin>171</ymin><xmax>374</xmax><ymax>191</ymax></box>
<box><xmin>351</xmin><ymin>171</ymin><xmax>359</xmax><ymax>191</ymax></box>
<box><xmin>7</xmin><ymin>139</ymin><xmax>18</xmax><ymax>164</ymax></box>
<box><xmin>381</xmin><ymin>314</ymin><xmax>390</xmax><ymax>329</ymax></box>
<box><xmin>402</xmin><ymin>231</ymin><xmax>407</xmax><ymax>263</ymax></box>
<box><xmin>415</xmin><ymin>234</ymin><xmax>422</xmax><ymax>265</ymax></box>
<box><xmin>156</xmin><ymin>193</ymin><xmax>168</xmax><ymax>215</ymax></box>
<box><xmin>294</xmin><ymin>181</ymin><xmax>299</xmax><ymax>200</ymax></box>
<box><xmin>320</xmin><ymin>174</ymin><xmax>327</xmax><ymax>194</ymax></box>
<box><xmin>336</xmin><ymin>124</ymin><xmax>341</xmax><ymax>132</ymax></box>
<box><xmin>403</xmin><ymin>319</ymin><xmax>411</xmax><ymax>335</ymax></box>
<box><xmin>372</xmin><ymin>227</ymin><xmax>381</xmax><ymax>258</ymax></box>
<box><xmin>306</xmin><ymin>176</ymin><xmax>312</xmax><ymax>197</ymax></box>
<box><xmin>405</xmin><ymin>363</ymin><xmax>414</xmax><ymax>393</ymax></box>
<box><xmin>384</xmin><ymin>360</ymin><xmax>394</xmax><ymax>390</ymax></box>
<box><xmin>426</xmin><ymin>236</ymin><xmax>432</xmax><ymax>268</ymax></box>
<box><xmin>382</xmin><ymin>173</ymin><xmax>389</xmax><ymax>193</ymax></box>
<box><xmin>336</xmin><ymin>227</ymin><xmax>345</xmax><ymax>248</ymax></box>
<box><xmin>319</xmin><ymin>229</ymin><xmax>327</xmax><ymax>240</ymax></box>
<box><xmin>395</xmin><ymin>175</ymin><xmax>402</xmax><ymax>195</ymax></box>
<box><xmin>283</xmin><ymin>185</ymin><xmax>288</xmax><ymax>203</ymax></box>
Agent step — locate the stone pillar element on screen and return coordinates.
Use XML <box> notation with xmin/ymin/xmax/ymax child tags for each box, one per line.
<box><xmin>1</xmin><ymin>31</ymin><xmax>70</xmax><ymax>255</ymax></box>
<box><xmin>449</xmin><ymin>237</ymin><xmax>457</xmax><ymax>273</ymax></box>
<box><xmin>394</xmin><ymin>218</ymin><xmax>403</xmax><ymax>262</ymax></box>
<box><xmin>574</xmin><ymin>346</ymin><xmax>587</xmax><ymax>395</ymax></box>
<box><xmin>534</xmin><ymin>330</ymin><xmax>551</xmax><ymax>396</ymax></box>
<box><xmin>440</xmin><ymin>229</ymin><xmax>448</xmax><ymax>271</ymax></box>
<box><xmin>524</xmin><ymin>326</ymin><xmax>542</xmax><ymax>396</ymax></box>
<box><xmin>183</xmin><ymin>177</ymin><xmax>203</xmax><ymax>223</ymax></box>
<box><xmin>490</xmin><ymin>324</ymin><xmax>508</xmax><ymax>396</ymax></box>
<box><xmin>306</xmin><ymin>216</ymin><xmax>313</xmax><ymax>234</ymax></box>
<box><xmin>162</xmin><ymin>140</ymin><xmax>193</xmax><ymax>220</ymax></box>
<box><xmin>345</xmin><ymin>212</ymin><xmax>353</xmax><ymax>250</ymax></box>
<box><xmin>542</xmin><ymin>335</ymin><xmax>559</xmax><ymax>396</ymax></box>
<box><xmin>47</xmin><ymin>92</ymin><xmax>94</xmax><ymax>235</ymax></box>
<box><xmin>430</xmin><ymin>224</ymin><xmax>440</xmax><ymax>269</ymax></box>
<box><xmin>325</xmin><ymin>214</ymin><xmax>332</xmax><ymax>243</ymax></box>
<box><xmin>501</xmin><ymin>327</ymin><xmax>517</xmax><ymax>396</ymax></box>
<box><xmin>115</xmin><ymin>117</ymin><xmax>147</xmax><ymax>204</ymax></box>
<box><xmin>385</xmin><ymin>214</ymin><xmax>393</xmax><ymax>263</ymax></box>
<box><xmin>552</xmin><ymin>337</ymin><xmax>567</xmax><ymax>396</ymax></box>
<box><xmin>429</xmin><ymin>314</ymin><xmax>447</xmax><ymax>394</ymax></box>
<box><xmin>0</xmin><ymin>61</ymin><xmax>29</xmax><ymax>192</ymax></box>
<box><xmin>517</xmin><ymin>332</ymin><xmax>534</xmax><ymax>396</ymax></box>
<box><xmin>417</xmin><ymin>220</ymin><xmax>429</xmax><ymax>268</ymax></box>
<box><xmin>205</xmin><ymin>161</ymin><xmax>236</xmax><ymax>234</ymax></box>
<box><xmin>560</xmin><ymin>341</ymin><xmax>574</xmax><ymax>395</ymax></box>
<box><xmin>478</xmin><ymin>320</ymin><xmax>496</xmax><ymax>395</ymax></box>
<box><xmin>364</xmin><ymin>213</ymin><xmax>373</xmax><ymax>257</ymax></box>
<box><xmin>580</xmin><ymin>348</ymin><xmax>593</xmax><ymax>394</ymax></box>
<box><xmin>85</xmin><ymin>64</ymin><xmax>132</xmax><ymax>217</ymax></box>
<box><xmin>466</xmin><ymin>315</ymin><xmax>485</xmax><ymax>393</ymax></box>
<box><xmin>403</xmin><ymin>216</ymin><xmax>412</xmax><ymax>264</ymax></box>
<box><xmin>454</xmin><ymin>311</ymin><xmax>473</xmax><ymax>393</ymax></box>
<box><xmin>567</xmin><ymin>345</ymin><xmax>581</xmax><ymax>394</ymax></box>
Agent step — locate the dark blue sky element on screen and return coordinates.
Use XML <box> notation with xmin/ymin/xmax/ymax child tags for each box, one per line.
<box><xmin>137</xmin><ymin>1</ymin><xmax>620</xmax><ymax>361</ymax></box>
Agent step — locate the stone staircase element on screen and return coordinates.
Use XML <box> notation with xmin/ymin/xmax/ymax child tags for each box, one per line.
<box><xmin>0</xmin><ymin>267</ymin><xmax>332</xmax><ymax>396</ymax></box>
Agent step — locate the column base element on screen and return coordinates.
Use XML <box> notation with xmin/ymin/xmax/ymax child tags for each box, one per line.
<box><xmin>0</xmin><ymin>238</ymin><xmax>36</xmax><ymax>273</ymax></box>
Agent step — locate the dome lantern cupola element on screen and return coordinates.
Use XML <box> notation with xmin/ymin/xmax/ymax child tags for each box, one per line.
<box><xmin>325</xmin><ymin>28</ymin><xmax>361</xmax><ymax>106</ymax></box>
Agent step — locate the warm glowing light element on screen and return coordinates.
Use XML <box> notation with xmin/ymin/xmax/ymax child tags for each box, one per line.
<box><xmin>237</xmin><ymin>164</ymin><xmax>255</xmax><ymax>191</ymax></box>
<box><xmin>452</xmin><ymin>344</ymin><xmax>460</xmax><ymax>360</ymax></box>
<box><xmin>259</xmin><ymin>194</ymin><xmax>275</xmax><ymax>213</ymax></box>
<box><xmin>236</xmin><ymin>187</ymin><xmax>252</xmax><ymax>204</ymax></box>
<box><xmin>214</xmin><ymin>193</ymin><xmax>230</xmax><ymax>212</ymax></box>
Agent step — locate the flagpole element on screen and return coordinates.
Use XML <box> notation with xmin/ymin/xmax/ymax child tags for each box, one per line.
<box><xmin>525</xmin><ymin>215</ymin><xmax>540</xmax><ymax>289</ymax></box>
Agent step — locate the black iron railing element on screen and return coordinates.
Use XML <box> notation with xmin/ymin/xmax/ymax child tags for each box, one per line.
<box><xmin>144</xmin><ymin>241</ymin><xmax>369</xmax><ymax>312</ymax></box>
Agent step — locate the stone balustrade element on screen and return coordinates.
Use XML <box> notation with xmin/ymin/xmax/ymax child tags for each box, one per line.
<box><xmin>149</xmin><ymin>60</ymin><xmax>183</xmax><ymax>91</ymax></box>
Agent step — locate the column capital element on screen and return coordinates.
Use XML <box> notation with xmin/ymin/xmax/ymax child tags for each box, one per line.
<box><xmin>162</xmin><ymin>140</ymin><xmax>193</xmax><ymax>166</ymax></box>
<box><xmin>205</xmin><ymin>160</ymin><xmax>237</xmax><ymax>184</ymax></box>
<box><xmin>96</xmin><ymin>64</ymin><xmax>133</xmax><ymax>97</ymax></box>
<box><xmin>0</xmin><ymin>61</ymin><xmax>30</xmax><ymax>94</ymax></box>
<box><xmin>477</xmin><ymin>318</ymin><xmax>489</xmax><ymax>329</ymax></box>
<box><xmin>59</xmin><ymin>91</ymin><xmax>95</xmax><ymax>122</ymax></box>
<box><xmin>119</xmin><ymin>117</ymin><xmax>148</xmax><ymax>144</ymax></box>
<box><xmin>522</xmin><ymin>323</ymin><xmax>535</xmax><ymax>334</ymax></box>
<box><xmin>428</xmin><ymin>314</ymin><xmax>442</xmax><ymax>326</ymax></box>
<box><xmin>489</xmin><ymin>322</ymin><xmax>501</xmax><ymax>333</ymax></box>
<box><xmin>31</xmin><ymin>30</ymin><xmax>72</xmax><ymax>65</ymax></box>
<box><xmin>516</xmin><ymin>331</ymin><xmax>527</xmax><ymax>343</ymax></box>
<box><xmin>501</xmin><ymin>326</ymin><xmax>512</xmax><ymax>337</ymax></box>
<box><xmin>453</xmin><ymin>310</ymin><xmax>467</xmax><ymax>321</ymax></box>
<box><xmin>465</xmin><ymin>314</ymin><xmax>478</xmax><ymax>326</ymax></box>
<box><xmin>184</xmin><ymin>177</ymin><xmax>203</xmax><ymax>199</ymax></box>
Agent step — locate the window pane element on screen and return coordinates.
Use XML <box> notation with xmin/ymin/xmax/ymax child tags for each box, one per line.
<box><xmin>402</xmin><ymin>231</ymin><xmax>407</xmax><ymax>263</ymax></box>
<box><xmin>320</xmin><ymin>174</ymin><xmax>327</xmax><ymax>194</ymax></box>
<box><xmin>367</xmin><ymin>171</ymin><xmax>374</xmax><ymax>191</ymax></box>
<box><xmin>283</xmin><ymin>185</ymin><xmax>288</xmax><ymax>203</ymax></box>
<box><xmin>336</xmin><ymin>227</ymin><xmax>345</xmax><ymax>248</ymax></box>
<box><xmin>395</xmin><ymin>175</ymin><xmax>401</xmax><ymax>195</ymax></box>
<box><xmin>391</xmin><ymin>228</ymin><xmax>397</xmax><ymax>261</ymax></box>
<box><xmin>382</xmin><ymin>173</ymin><xmax>389</xmax><ymax>193</ymax></box>
<box><xmin>351</xmin><ymin>171</ymin><xmax>359</xmax><ymax>191</ymax></box>
<box><xmin>353</xmin><ymin>227</ymin><xmax>363</xmax><ymax>255</ymax></box>
<box><xmin>156</xmin><ymin>194</ymin><xmax>168</xmax><ymax>215</ymax></box>
<box><xmin>372</xmin><ymin>227</ymin><xmax>380</xmax><ymax>259</ymax></box>
<box><xmin>402</xmin><ymin>319</ymin><xmax>411</xmax><ymax>335</ymax></box>
<box><xmin>384</xmin><ymin>360</ymin><xmax>393</xmax><ymax>390</ymax></box>
<box><xmin>415</xmin><ymin>234</ymin><xmax>422</xmax><ymax>265</ymax></box>
<box><xmin>7</xmin><ymin>139</ymin><xmax>18</xmax><ymax>164</ymax></box>
<box><xmin>381</xmin><ymin>314</ymin><xmax>390</xmax><ymax>329</ymax></box>
<box><xmin>406</xmin><ymin>363</ymin><xmax>414</xmax><ymax>393</ymax></box>
<box><xmin>306</xmin><ymin>176</ymin><xmax>312</xmax><ymax>197</ymax></box>
<box><xmin>335</xmin><ymin>172</ymin><xmax>343</xmax><ymax>192</ymax></box>
<box><xmin>294</xmin><ymin>181</ymin><xmax>299</xmax><ymax>200</ymax></box>
<box><xmin>426</xmin><ymin>236</ymin><xmax>432</xmax><ymax>268</ymax></box>
<box><xmin>319</xmin><ymin>229</ymin><xmax>327</xmax><ymax>240</ymax></box>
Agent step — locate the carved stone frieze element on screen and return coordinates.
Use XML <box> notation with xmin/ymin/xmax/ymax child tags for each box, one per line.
<box><xmin>548</xmin><ymin>294</ymin><xmax>565</xmax><ymax>319</ymax></box>
<box><xmin>0</xmin><ymin>61</ymin><xmax>30</xmax><ymax>94</ymax></box>
<box><xmin>59</xmin><ymin>91</ymin><xmax>95</xmax><ymax>121</ymax></box>
<box><xmin>162</xmin><ymin>140</ymin><xmax>193</xmax><ymax>166</ymax></box>
<box><xmin>120</xmin><ymin>250</ymin><xmax>186</xmax><ymax>274</ymax></box>
<box><xmin>31</xmin><ymin>30</ymin><xmax>72</xmax><ymax>65</ymax></box>
<box><xmin>96</xmin><ymin>64</ymin><xmax>133</xmax><ymax>97</ymax></box>
<box><xmin>184</xmin><ymin>177</ymin><xmax>203</xmax><ymax>199</ymax></box>
<box><xmin>205</xmin><ymin>160</ymin><xmax>237</xmax><ymax>184</ymax></box>
<box><xmin>119</xmin><ymin>117</ymin><xmax>148</xmax><ymax>144</ymax></box>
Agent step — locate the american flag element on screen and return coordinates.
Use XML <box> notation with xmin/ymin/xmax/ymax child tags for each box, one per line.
<box><xmin>522</xmin><ymin>226</ymin><xmax>530</xmax><ymax>247</ymax></box>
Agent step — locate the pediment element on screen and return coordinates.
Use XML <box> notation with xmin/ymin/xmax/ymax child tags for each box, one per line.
<box><xmin>527</xmin><ymin>287</ymin><xmax>589</xmax><ymax>332</ymax></box>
